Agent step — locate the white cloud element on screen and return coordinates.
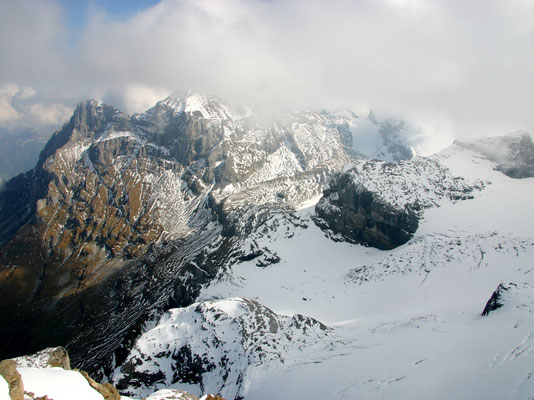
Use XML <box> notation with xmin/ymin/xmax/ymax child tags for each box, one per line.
<box><xmin>0</xmin><ymin>82</ymin><xmax>20</xmax><ymax>98</ymax></box>
<box><xmin>0</xmin><ymin>97</ymin><xmax>22</xmax><ymax>122</ymax></box>
<box><xmin>0</xmin><ymin>82</ymin><xmax>22</xmax><ymax>122</ymax></box>
<box><xmin>19</xmin><ymin>86</ymin><xmax>37</xmax><ymax>100</ymax></box>
<box><xmin>105</xmin><ymin>84</ymin><xmax>171</xmax><ymax>114</ymax></box>
<box><xmin>27</xmin><ymin>103</ymin><xmax>73</xmax><ymax>125</ymax></box>
<box><xmin>1</xmin><ymin>0</ymin><xmax>534</xmax><ymax>151</ymax></box>
<box><xmin>0</xmin><ymin>81</ymin><xmax>71</xmax><ymax>127</ymax></box>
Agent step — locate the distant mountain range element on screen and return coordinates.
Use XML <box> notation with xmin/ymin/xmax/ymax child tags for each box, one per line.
<box><xmin>0</xmin><ymin>128</ymin><xmax>50</xmax><ymax>180</ymax></box>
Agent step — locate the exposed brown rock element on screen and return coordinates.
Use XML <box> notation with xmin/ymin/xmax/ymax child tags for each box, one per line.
<box><xmin>25</xmin><ymin>393</ymin><xmax>50</xmax><ymax>400</ymax></box>
<box><xmin>0</xmin><ymin>359</ymin><xmax>24</xmax><ymax>400</ymax></box>
<box><xmin>77</xmin><ymin>369</ymin><xmax>121</xmax><ymax>400</ymax></box>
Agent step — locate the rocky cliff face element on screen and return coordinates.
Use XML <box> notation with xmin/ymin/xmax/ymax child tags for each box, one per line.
<box><xmin>314</xmin><ymin>174</ymin><xmax>419</xmax><ymax>249</ymax></box>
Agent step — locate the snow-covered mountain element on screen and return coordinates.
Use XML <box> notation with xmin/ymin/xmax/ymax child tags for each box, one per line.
<box><xmin>0</xmin><ymin>92</ymin><xmax>533</xmax><ymax>400</ymax></box>
<box><xmin>0</xmin><ymin>93</ymin><xmax>416</xmax><ymax>374</ymax></box>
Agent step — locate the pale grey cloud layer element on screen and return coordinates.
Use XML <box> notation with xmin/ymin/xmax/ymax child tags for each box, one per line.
<box><xmin>1</xmin><ymin>0</ymin><xmax>534</xmax><ymax>153</ymax></box>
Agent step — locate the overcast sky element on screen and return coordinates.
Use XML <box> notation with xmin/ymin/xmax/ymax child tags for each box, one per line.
<box><xmin>1</xmin><ymin>0</ymin><xmax>534</xmax><ymax>153</ymax></box>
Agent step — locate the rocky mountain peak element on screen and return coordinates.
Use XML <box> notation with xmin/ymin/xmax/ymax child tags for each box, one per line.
<box><xmin>73</xmin><ymin>99</ymin><xmax>124</xmax><ymax>132</ymax></box>
<box><xmin>36</xmin><ymin>99</ymin><xmax>128</xmax><ymax>169</ymax></box>
<box><xmin>156</xmin><ymin>92</ymin><xmax>235</xmax><ymax>121</ymax></box>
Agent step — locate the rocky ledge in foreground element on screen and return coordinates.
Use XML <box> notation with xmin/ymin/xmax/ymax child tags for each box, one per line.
<box><xmin>0</xmin><ymin>346</ymin><xmax>225</xmax><ymax>400</ymax></box>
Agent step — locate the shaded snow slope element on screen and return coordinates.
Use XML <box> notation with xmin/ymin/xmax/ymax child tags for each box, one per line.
<box><xmin>324</xmin><ymin>109</ymin><xmax>417</xmax><ymax>162</ymax></box>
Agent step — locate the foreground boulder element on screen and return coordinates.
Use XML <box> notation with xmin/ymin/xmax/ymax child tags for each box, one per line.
<box><xmin>77</xmin><ymin>370</ymin><xmax>120</xmax><ymax>400</ymax></box>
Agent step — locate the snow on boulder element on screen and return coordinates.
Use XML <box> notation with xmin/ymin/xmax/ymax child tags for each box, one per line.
<box><xmin>482</xmin><ymin>282</ymin><xmax>534</xmax><ymax>316</ymax></box>
<box><xmin>18</xmin><ymin>367</ymin><xmax>104</xmax><ymax>400</ymax></box>
<box><xmin>113</xmin><ymin>298</ymin><xmax>331</xmax><ymax>400</ymax></box>
<box><xmin>0</xmin><ymin>360</ymin><xmax>23</xmax><ymax>400</ymax></box>
<box><xmin>14</xmin><ymin>346</ymin><xmax>70</xmax><ymax>369</ymax></box>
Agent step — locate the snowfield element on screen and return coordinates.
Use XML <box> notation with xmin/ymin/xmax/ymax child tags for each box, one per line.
<box><xmin>192</xmin><ymin>141</ymin><xmax>534</xmax><ymax>399</ymax></box>
<box><xmin>18</xmin><ymin>367</ymin><xmax>104</xmax><ymax>400</ymax></box>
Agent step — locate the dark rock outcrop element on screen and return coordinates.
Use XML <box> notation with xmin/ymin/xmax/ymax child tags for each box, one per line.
<box><xmin>77</xmin><ymin>370</ymin><xmax>121</xmax><ymax>400</ymax></box>
<box><xmin>481</xmin><ymin>283</ymin><xmax>515</xmax><ymax>316</ymax></box>
<box><xmin>314</xmin><ymin>173</ymin><xmax>419</xmax><ymax>250</ymax></box>
<box><xmin>313</xmin><ymin>158</ymin><xmax>483</xmax><ymax>250</ymax></box>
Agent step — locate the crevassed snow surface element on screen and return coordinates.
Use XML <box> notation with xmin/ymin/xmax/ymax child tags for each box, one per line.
<box><xmin>18</xmin><ymin>367</ymin><xmax>104</xmax><ymax>400</ymax></box>
<box><xmin>197</xmin><ymin>143</ymin><xmax>534</xmax><ymax>400</ymax></box>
